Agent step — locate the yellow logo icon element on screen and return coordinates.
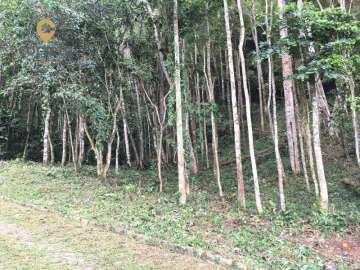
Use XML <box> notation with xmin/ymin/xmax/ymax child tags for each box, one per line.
<box><xmin>36</xmin><ymin>19</ymin><xmax>56</xmax><ymax>44</ymax></box>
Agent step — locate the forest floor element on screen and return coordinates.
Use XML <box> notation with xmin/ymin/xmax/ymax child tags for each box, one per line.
<box><xmin>0</xmin><ymin>197</ymin><xmax>224</xmax><ymax>270</ymax></box>
<box><xmin>0</xmin><ymin>154</ymin><xmax>359</xmax><ymax>269</ymax></box>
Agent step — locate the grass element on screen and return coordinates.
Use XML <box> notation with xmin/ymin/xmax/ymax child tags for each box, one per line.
<box><xmin>0</xmin><ymin>235</ymin><xmax>60</xmax><ymax>270</ymax></box>
<box><xmin>0</xmin><ymin>152</ymin><xmax>359</xmax><ymax>269</ymax></box>
<box><xmin>0</xmin><ymin>199</ymin><xmax>217</xmax><ymax>270</ymax></box>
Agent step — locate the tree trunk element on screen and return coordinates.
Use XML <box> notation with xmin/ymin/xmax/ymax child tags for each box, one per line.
<box><xmin>115</xmin><ymin>129</ymin><xmax>120</xmax><ymax>173</ymax></box>
<box><xmin>64</xmin><ymin>108</ymin><xmax>80</xmax><ymax>174</ymax></box>
<box><xmin>219</xmin><ymin>49</ymin><xmax>226</xmax><ymax>102</ymax></box>
<box><xmin>61</xmin><ymin>113</ymin><xmax>67</xmax><ymax>167</ymax></box>
<box><xmin>266</xmin><ymin>0</ymin><xmax>286</xmax><ymax>210</ymax></box>
<box><xmin>223</xmin><ymin>0</ymin><xmax>246</xmax><ymax>208</ymax></box>
<box><xmin>157</xmin><ymin>129</ymin><xmax>164</xmax><ymax>192</ymax></box>
<box><xmin>78</xmin><ymin>115</ymin><xmax>85</xmax><ymax>166</ymax></box>
<box><xmin>278</xmin><ymin>0</ymin><xmax>301</xmax><ymax>174</ymax></box>
<box><xmin>174</xmin><ymin>0</ymin><xmax>187</xmax><ymax>205</ymax></box>
<box><xmin>23</xmin><ymin>99</ymin><xmax>34</xmax><ymax>160</ymax></box>
<box><xmin>129</xmin><ymin>130</ymin><xmax>140</xmax><ymax>166</ymax></box>
<box><xmin>304</xmin><ymin>105</ymin><xmax>319</xmax><ymax>196</ymax></box>
<box><xmin>48</xmin><ymin>129</ymin><xmax>54</xmax><ymax>165</ymax></box>
<box><xmin>250</xmin><ymin>3</ymin><xmax>265</xmax><ymax>131</ymax></box>
<box><xmin>204</xmin><ymin>4</ymin><xmax>223</xmax><ymax>198</ymax></box>
<box><xmin>349</xmin><ymin>78</ymin><xmax>360</xmax><ymax>166</ymax></box>
<box><xmin>43</xmin><ymin>108</ymin><xmax>51</xmax><ymax>165</ymax></box>
<box><xmin>237</xmin><ymin>0</ymin><xmax>262</xmax><ymax>213</ymax></box>
<box><xmin>135</xmin><ymin>82</ymin><xmax>145</xmax><ymax>168</ymax></box>
<box><xmin>182</xmin><ymin>40</ymin><xmax>198</xmax><ymax>175</ymax></box>
<box><xmin>294</xmin><ymin>88</ymin><xmax>310</xmax><ymax>191</ymax></box>
<box><xmin>120</xmin><ymin>87</ymin><xmax>132</xmax><ymax>167</ymax></box>
<box><xmin>312</xmin><ymin>94</ymin><xmax>329</xmax><ymax>211</ymax></box>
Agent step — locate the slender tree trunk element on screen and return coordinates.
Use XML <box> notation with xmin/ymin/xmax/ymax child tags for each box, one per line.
<box><xmin>304</xmin><ymin>105</ymin><xmax>319</xmax><ymax>196</ymax></box>
<box><xmin>174</xmin><ymin>0</ymin><xmax>187</xmax><ymax>204</ymax></box>
<box><xmin>270</xmin><ymin>69</ymin><xmax>286</xmax><ymax>210</ymax></box>
<box><xmin>219</xmin><ymin>49</ymin><xmax>226</xmax><ymax>102</ymax></box>
<box><xmin>64</xmin><ymin>108</ymin><xmax>80</xmax><ymax>174</ymax></box>
<box><xmin>235</xmin><ymin>51</ymin><xmax>245</xmax><ymax>140</ymax></box>
<box><xmin>123</xmin><ymin>122</ymin><xmax>131</xmax><ymax>167</ymax></box>
<box><xmin>223</xmin><ymin>0</ymin><xmax>246</xmax><ymax>207</ymax></box>
<box><xmin>298</xmin><ymin>117</ymin><xmax>311</xmax><ymax>191</ymax></box>
<box><xmin>349</xmin><ymin>78</ymin><xmax>360</xmax><ymax>166</ymax></box>
<box><xmin>78</xmin><ymin>115</ymin><xmax>85</xmax><ymax>166</ymax></box>
<box><xmin>135</xmin><ymin>82</ymin><xmax>144</xmax><ymax>168</ymax></box>
<box><xmin>194</xmin><ymin>42</ymin><xmax>205</xmax><ymax>165</ymax></box>
<box><xmin>182</xmin><ymin>40</ymin><xmax>198</xmax><ymax>175</ymax></box>
<box><xmin>23</xmin><ymin>99</ymin><xmax>34</xmax><ymax>160</ymax></box>
<box><xmin>157</xmin><ymin>129</ymin><xmax>164</xmax><ymax>192</ymax></box>
<box><xmin>278</xmin><ymin>0</ymin><xmax>301</xmax><ymax>174</ymax></box>
<box><xmin>204</xmin><ymin>4</ymin><xmax>223</xmax><ymax>198</ymax></box>
<box><xmin>115</xmin><ymin>129</ymin><xmax>120</xmax><ymax>173</ymax></box>
<box><xmin>225</xmin><ymin>49</ymin><xmax>234</xmax><ymax>137</ymax></box>
<box><xmin>295</xmin><ymin>89</ymin><xmax>311</xmax><ymax>191</ymax></box>
<box><xmin>250</xmin><ymin>3</ymin><xmax>265</xmax><ymax>131</ymax></box>
<box><xmin>203</xmin><ymin>116</ymin><xmax>210</xmax><ymax>168</ymax></box>
<box><xmin>49</xmin><ymin>126</ymin><xmax>54</xmax><ymax>165</ymax></box>
<box><xmin>61</xmin><ymin>113</ymin><xmax>67</xmax><ymax>167</ymax></box>
<box><xmin>43</xmin><ymin>108</ymin><xmax>51</xmax><ymax>165</ymax></box>
<box><xmin>120</xmin><ymin>87</ymin><xmax>132</xmax><ymax>167</ymax></box>
<box><xmin>186</xmin><ymin>113</ymin><xmax>198</xmax><ymax>174</ymax></box>
<box><xmin>312</xmin><ymin>94</ymin><xmax>329</xmax><ymax>210</ymax></box>
<box><xmin>129</xmin><ymin>130</ymin><xmax>140</xmax><ymax>166</ymax></box>
<box><xmin>201</xmin><ymin>85</ymin><xmax>210</xmax><ymax>169</ymax></box>
<box><xmin>266</xmin><ymin>0</ymin><xmax>286</xmax><ymax>210</ymax></box>
<box><xmin>236</xmin><ymin>0</ymin><xmax>262</xmax><ymax>213</ymax></box>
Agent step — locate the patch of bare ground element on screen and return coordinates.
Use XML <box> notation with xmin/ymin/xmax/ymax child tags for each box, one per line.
<box><xmin>286</xmin><ymin>225</ymin><xmax>360</xmax><ymax>264</ymax></box>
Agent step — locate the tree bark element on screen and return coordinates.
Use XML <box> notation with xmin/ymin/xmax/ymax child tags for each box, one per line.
<box><xmin>22</xmin><ymin>99</ymin><xmax>34</xmax><ymax>160</ymax></box>
<box><xmin>223</xmin><ymin>0</ymin><xmax>246</xmax><ymax>208</ymax></box>
<box><xmin>278</xmin><ymin>0</ymin><xmax>301</xmax><ymax>174</ymax></box>
<box><xmin>304</xmin><ymin>104</ymin><xmax>319</xmax><ymax>196</ymax></box>
<box><xmin>312</xmin><ymin>94</ymin><xmax>329</xmax><ymax>210</ymax></box>
<box><xmin>78</xmin><ymin>115</ymin><xmax>85</xmax><ymax>166</ymax></box>
<box><xmin>61</xmin><ymin>112</ymin><xmax>67</xmax><ymax>167</ymax></box>
<box><xmin>236</xmin><ymin>0</ymin><xmax>262</xmax><ymax>213</ymax></box>
<box><xmin>135</xmin><ymin>82</ymin><xmax>144</xmax><ymax>168</ymax></box>
<box><xmin>250</xmin><ymin>2</ymin><xmax>265</xmax><ymax>131</ymax></box>
<box><xmin>43</xmin><ymin>108</ymin><xmax>51</xmax><ymax>165</ymax></box>
<box><xmin>174</xmin><ymin>0</ymin><xmax>187</xmax><ymax>205</ymax></box>
<box><xmin>266</xmin><ymin>0</ymin><xmax>286</xmax><ymax>210</ymax></box>
<box><xmin>120</xmin><ymin>86</ymin><xmax>132</xmax><ymax>167</ymax></box>
<box><xmin>204</xmin><ymin>4</ymin><xmax>223</xmax><ymax>198</ymax></box>
<box><xmin>349</xmin><ymin>78</ymin><xmax>360</xmax><ymax>166</ymax></box>
<box><xmin>115</xmin><ymin>129</ymin><xmax>120</xmax><ymax>173</ymax></box>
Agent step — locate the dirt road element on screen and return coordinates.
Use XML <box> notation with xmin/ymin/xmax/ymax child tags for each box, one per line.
<box><xmin>0</xmin><ymin>199</ymin><xmax>226</xmax><ymax>270</ymax></box>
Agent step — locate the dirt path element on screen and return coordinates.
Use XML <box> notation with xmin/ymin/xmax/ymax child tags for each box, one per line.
<box><xmin>0</xmin><ymin>199</ymin><xmax>226</xmax><ymax>270</ymax></box>
<box><xmin>0</xmin><ymin>221</ymin><xmax>99</xmax><ymax>269</ymax></box>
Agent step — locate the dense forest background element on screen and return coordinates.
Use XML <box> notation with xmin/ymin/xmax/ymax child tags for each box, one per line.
<box><xmin>0</xmin><ymin>0</ymin><xmax>359</xmax><ymax>211</ymax></box>
<box><xmin>1</xmin><ymin>0</ymin><xmax>360</xmax><ymax>268</ymax></box>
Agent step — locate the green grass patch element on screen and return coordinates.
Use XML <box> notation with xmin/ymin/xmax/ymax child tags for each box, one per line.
<box><xmin>0</xmin><ymin>159</ymin><xmax>359</xmax><ymax>269</ymax></box>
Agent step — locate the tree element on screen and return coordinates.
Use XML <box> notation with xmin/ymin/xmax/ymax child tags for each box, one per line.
<box><xmin>223</xmin><ymin>0</ymin><xmax>246</xmax><ymax>207</ymax></box>
<box><xmin>174</xmin><ymin>0</ymin><xmax>187</xmax><ymax>205</ymax></box>
<box><xmin>277</xmin><ymin>0</ymin><xmax>301</xmax><ymax>174</ymax></box>
<box><xmin>204</xmin><ymin>2</ymin><xmax>223</xmax><ymax>198</ymax></box>
<box><xmin>236</xmin><ymin>0</ymin><xmax>262</xmax><ymax>213</ymax></box>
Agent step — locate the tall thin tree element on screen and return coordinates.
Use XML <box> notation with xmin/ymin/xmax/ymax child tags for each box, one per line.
<box><xmin>223</xmin><ymin>0</ymin><xmax>246</xmax><ymax>207</ymax></box>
